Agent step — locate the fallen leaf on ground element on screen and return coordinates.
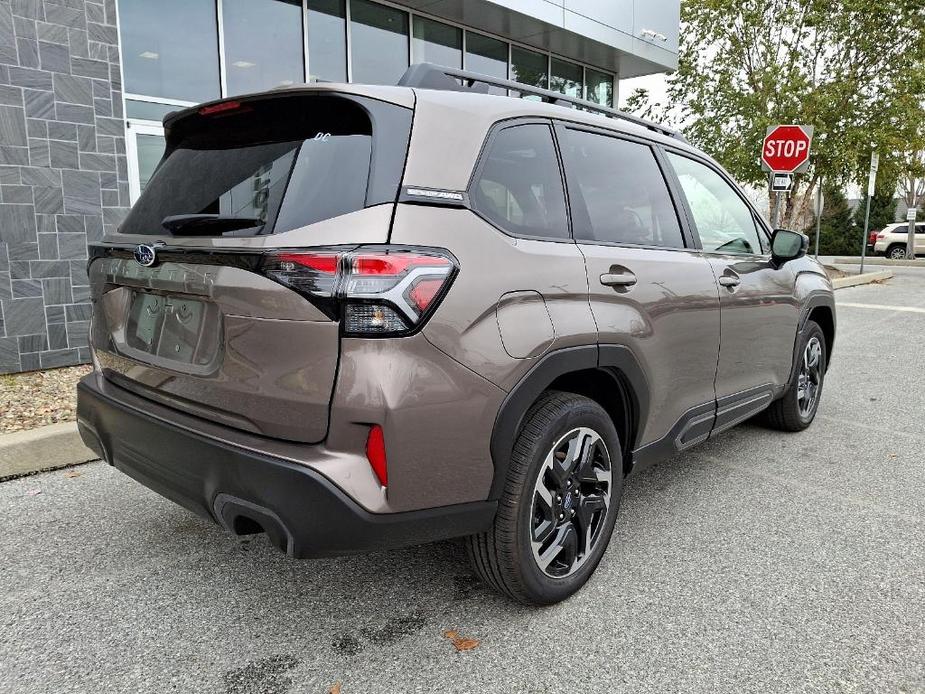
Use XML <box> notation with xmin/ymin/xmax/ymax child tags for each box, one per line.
<box><xmin>452</xmin><ymin>637</ymin><xmax>480</xmax><ymax>651</ymax></box>
<box><xmin>24</xmin><ymin>489</ymin><xmax>42</xmax><ymax>496</ymax></box>
<box><xmin>328</xmin><ymin>682</ymin><xmax>342</xmax><ymax>694</ymax></box>
<box><xmin>64</xmin><ymin>470</ymin><xmax>82</xmax><ymax>478</ymax></box>
<box><xmin>443</xmin><ymin>629</ymin><xmax>479</xmax><ymax>652</ymax></box>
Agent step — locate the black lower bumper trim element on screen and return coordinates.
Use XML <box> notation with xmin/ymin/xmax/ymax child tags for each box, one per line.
<box><xmin>76</xmin><ymin>375</ymin><xmax>496</xmax><ymax>558</ymax></box>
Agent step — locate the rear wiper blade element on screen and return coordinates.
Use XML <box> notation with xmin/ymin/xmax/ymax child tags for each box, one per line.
<box><xmin>161</xmin><ymin>214</ymin><xmax>264</xmax><ymax>236</ymax></box>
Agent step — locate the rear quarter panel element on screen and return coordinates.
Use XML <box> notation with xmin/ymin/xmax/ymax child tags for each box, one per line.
<box><xmin>388</xmin><ymin>204</ymin><xmax>598</xmax><ymax>392</ymax></box>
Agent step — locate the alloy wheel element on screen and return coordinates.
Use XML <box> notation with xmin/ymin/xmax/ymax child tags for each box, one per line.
<box><xmin>530</xmin><ymin>427</ymin><xmax>613</xmax><ymax>578</ymax></box>
<box><xmin>890</xmin><ymin>247</ymin><xmax>907</xmax><ymax>260</ymax></box>
<box><xmin>797</xmin><ymin>336</ymin><xmax>823</xmax><ymax>418</ymax></box>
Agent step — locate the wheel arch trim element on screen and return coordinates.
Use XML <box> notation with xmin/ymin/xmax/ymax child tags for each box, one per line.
<box><xmin>488</xmin><ymin>344</ymin><xmax>649</xmax><ymax>499</ymax></box>
<box><xmin>789</xmin><ymin>291</ymin><xmax>836</xmax><ymax>384</ymax></box>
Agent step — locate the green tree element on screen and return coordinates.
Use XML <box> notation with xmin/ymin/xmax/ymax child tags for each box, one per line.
<box><xmin>809</xmin><ymin>185</ymin><xmax>855</xmax><ymax>255</ymax></box>
<box><xmin>636</xmin><ymin>0</ymin><xmax>925</xmax><ymax>229</ymax></box>
<box><xmin>853</xmin><ymin>184</ymin><xmax>898</xmax><ymax>232</ymax></box>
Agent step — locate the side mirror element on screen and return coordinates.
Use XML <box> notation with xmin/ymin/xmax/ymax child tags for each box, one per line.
<box><xmin>771</xmin><ymin>228</ymin><xmax>808</xmax><ymax>263</ymax></box>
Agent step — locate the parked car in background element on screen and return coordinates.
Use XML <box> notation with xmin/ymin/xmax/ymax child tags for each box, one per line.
<box><xmin>76</xmin><ymin>63</ymin><xmax>836</xmax><ymax>605</ymax></box>
<box><xmin>874</xmin><ymin>222</ymin><xmax>925</xmax><ymax>259</ymax></box>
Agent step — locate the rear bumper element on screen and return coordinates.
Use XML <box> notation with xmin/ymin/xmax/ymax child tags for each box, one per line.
<box><xmin>76</xmin><ymin>373</ymin><xmax>496</xmax><ymax>558</ymax></box>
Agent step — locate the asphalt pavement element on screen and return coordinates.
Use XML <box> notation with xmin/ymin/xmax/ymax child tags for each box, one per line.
<box><xmin>2</xmin><ymin>268</ymin><xmax>924</xmax><ymax>694</ymax></box>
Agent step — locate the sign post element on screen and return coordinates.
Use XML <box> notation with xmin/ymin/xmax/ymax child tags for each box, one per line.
<box><xmin>761</xmin><ymin>125</ymin><xmax>814</xmax><ymax>229</ymax></box>
<box><xmin>859</xmin><ymin>152</ymin><xmax>878</xmax><ymax>275</ymax></box>
<box><xmin>907</xmin><ymin>206</ymin><xmax>918</xmax><ymax>261</ymax></box>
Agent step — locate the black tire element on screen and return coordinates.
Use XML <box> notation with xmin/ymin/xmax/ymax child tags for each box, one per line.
<box><xmin>887</xmin><ymin>244</ymin><xmax>907</xmax><ymax>260</ymax></box>
<box><xmin>761</xmin><ymin>321</ymin><xmax>826</xmax><ymax>432</ymax></box>
<box><xmin>466</xmin><ymin>391</ymin><xmax>624</xmax><ymax>605</ymax></box>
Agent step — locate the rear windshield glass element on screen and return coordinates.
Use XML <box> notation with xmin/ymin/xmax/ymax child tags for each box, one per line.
<box><xmin>120</xmin><ymin>95</ymin><xmax>376</xmax><ymax>236</ymax></box>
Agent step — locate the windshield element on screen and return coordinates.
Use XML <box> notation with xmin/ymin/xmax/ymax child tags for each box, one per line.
<box><xmin>120</xmin><ymin>95</ymin><xmax>376</xmax><ymax>236</ymax></box>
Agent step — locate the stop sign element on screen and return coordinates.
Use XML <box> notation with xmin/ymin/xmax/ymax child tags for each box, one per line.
<box><xmin>761</xmin><ymin>125</ymin><xmax>813</xmax><ymax>173</ymax></box>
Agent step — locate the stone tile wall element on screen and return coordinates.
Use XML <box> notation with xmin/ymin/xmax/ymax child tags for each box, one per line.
<box><xmin>0</xmin><ymin>0</ymin><xmax>129</xmax><ymax>373</ymax></box>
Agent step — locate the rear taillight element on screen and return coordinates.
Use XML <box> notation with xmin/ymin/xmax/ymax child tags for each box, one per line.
<box><xmin>877</xmin><ymin>233</ymin><xmax>886</xmax><ymax>240</ymax></box>
<box><xmin>260</xmin><ymin>246</ymin><xmax>457</xmax><ymax>336</ymax></box>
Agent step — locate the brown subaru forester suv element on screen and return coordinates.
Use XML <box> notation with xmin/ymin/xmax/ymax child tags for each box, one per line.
<box><xmin>77</xmin><ymin>64</ymin><xmax>835</xmax><ymax>605</ymax></box>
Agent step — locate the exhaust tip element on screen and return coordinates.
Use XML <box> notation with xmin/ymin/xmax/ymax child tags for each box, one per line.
<box><xmin>213</xmin><ymin>493</ymin><xmax>294</xmax><ymax>556</ymax></box>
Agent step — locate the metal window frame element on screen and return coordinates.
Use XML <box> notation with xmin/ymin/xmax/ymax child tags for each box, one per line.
<box><xmin>302</xmin><ymin>0</ymin><xmax>311</xmax><ymax>81</ymax></box>
<box><xmin>344</xmin><ymin>0</ymin><xmax>615</xmax><ymax>102</ymax></box>
<box><xmin>216</xmin><ymin>0</ymin><xmax>228</xmax><ymax>96</ymax></box>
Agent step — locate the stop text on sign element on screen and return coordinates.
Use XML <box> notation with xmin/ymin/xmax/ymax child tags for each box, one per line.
<box><xmin>761</xmin><ymin>124</ymin><xmax>814</xmax><ymax>174</ymax></box>
<box><xmin>764</xmin><ymin>139</ymin><xmax>808</xmax><ymax>159</ymax></box>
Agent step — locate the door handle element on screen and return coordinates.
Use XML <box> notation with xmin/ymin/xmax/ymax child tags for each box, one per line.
<box><xmin>600</xmin><ymin>271</ymin><xmax>637</xmax><ymax>287</ymax></box>
<box><xmin>718</xmin><ymin>273</ymin><xmax>740</xmax><ymax>288</ymax></box>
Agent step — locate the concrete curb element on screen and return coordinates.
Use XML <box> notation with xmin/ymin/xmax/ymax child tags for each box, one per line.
<box><xmin>0</xmin><ymin>422</ymin><xmax>98</xmax><ymax>481</ymax></box>
<box><xmin>833</xmin><ymin>257</ymin><xmax>923</xmax><ymax>267</ymax></box>
<box><xmin>831</xmin><ymin>269</ymin><xmax>893</xmax><ymax>289</ymax></box>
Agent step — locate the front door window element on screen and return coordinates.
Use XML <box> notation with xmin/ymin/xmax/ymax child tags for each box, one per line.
<box><xmin>667</xmin><ymin>153</ymin><xmax>765</xmax><ymax>255</ymax></box>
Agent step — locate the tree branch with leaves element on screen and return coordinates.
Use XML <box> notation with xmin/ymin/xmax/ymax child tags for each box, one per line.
<box><xmin>631</xmin><ymin>0</ymin><xmax>925</xmax><ymax>230</ymax></box>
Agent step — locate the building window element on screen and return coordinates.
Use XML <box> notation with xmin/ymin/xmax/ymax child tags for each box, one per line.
<box><xmin>510</xmin><ymin>45</ymin><xmax>548</xmax><ymax>92</ymax></box>
<box><xmin>464</xmin><ymin>32</ymin><xmax>507</xmax><ymax>93</ymax></box>
<box><xmin>307</xmin><ymin>0</ymin><xmax>347</xmax><ymax>82</ymax></box>
<box><xmin>412</xmin><ymin>17</ymin><xmax>461</xmax><ymax>68</ymax></box>
<box><xmin>350</xmin><ymin>0</ymin><xmax>409</xmax><ymax>85</ymax></box>
<box><xmin>125</xmin><ymin>100</ymin><xmax>182</xmax><ymax>122</ymax></box>
<box><xmin>118</xmin><ymin>0</ymin><xmax>220</xmax><ymax>102</ymax></box>
<box><xmin>551</xmin><ymin>58</ymin><xmax>582</xmax><ymax>98</ymax></box>
<box><xmin>585</xmin><ymin>67</ymin><xmax>613</xmax><ymax>107</ymax></box>
<box><xmin>135</xmin><ymin>134</ymin><xmax>167</xmax><ymax>193</ymax></box>
<box><xmin>222</xmin><ymin>0</ymin><xmax>304</xmax><ymax>95</ymax></box>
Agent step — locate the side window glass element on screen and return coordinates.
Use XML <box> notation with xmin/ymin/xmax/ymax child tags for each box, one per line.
<box><xmin>471</xmin><ymin>124</ymin><xmax>569</xmax><ymax>239</ymax></box>
<box><xmin>667</xmin><ymin>153</ymin><xmax>763</xmax><ymax>255</ymax></box>
<box><xmin>562</xmin><ymin>129</ymin><xmax>685</xmax><ymax>248</ymax></box>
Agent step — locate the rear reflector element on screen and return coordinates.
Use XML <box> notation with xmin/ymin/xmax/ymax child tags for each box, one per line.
<box><xmin>366</xmin><ymin>424</ymin><xmax>388</xmax><ymax>486</ymax></box>
<box><xmin>260</xmin><ymin>246</ymin><xmax>457</xmax><ymax>336</ymax></box>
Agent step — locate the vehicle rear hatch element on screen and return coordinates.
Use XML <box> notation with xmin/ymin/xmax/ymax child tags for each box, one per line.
<box><xmin>88</xmin><ymin>88</ymin><xmax>413</xmax><ymax>443</ymax></box>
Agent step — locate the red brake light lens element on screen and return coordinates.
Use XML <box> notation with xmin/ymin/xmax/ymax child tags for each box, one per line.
<box><xmin>351</xmin><ymin>254</ymin><xmax>450</xmax><ymax>276</ymax></box>
<box><xmin>275</xmin><ymin>252</ymin><xmax>340</xmax><ymax>273</ymax></box>
<box><xmin>198</xmin><ymin>100</ymin><xmax>242</xmax><ymax>116</ymax></box>
<box><xmin>366</xmin><ymin>424</ymin><xmax>388</xmax><ymax>486</ymax></box>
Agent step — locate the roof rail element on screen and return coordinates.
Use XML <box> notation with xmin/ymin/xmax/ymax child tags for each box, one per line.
<box><xmin>398</xmin><ymin>62</ymin><xmax>685</xmax><ymax>142</ymax></box>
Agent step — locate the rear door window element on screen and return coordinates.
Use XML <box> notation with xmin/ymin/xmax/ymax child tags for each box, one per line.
<box><xmin>560</xmin><ymin>128</ymin><xmax>685</xmax><ymax>248</ymax></box>
<box><xmin>120</xmin><ymin>94</ymin><xmax>408</xmax><ymax>236</ymax></box>
<box><xmin>471</xmin><ymin>123</ymin><xmax>569</xmax><ymax>240</ymax></box>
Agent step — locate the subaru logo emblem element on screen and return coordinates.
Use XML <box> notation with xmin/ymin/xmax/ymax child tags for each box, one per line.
<box><xmin>134</xmin><ymin>244</ymin><xmax>157</xmax><ymax>267</ymax></box>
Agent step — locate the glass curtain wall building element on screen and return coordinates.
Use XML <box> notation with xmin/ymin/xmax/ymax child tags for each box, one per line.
<box><xmin>119</xmin><ymin>0</ymin><xmax>619</xmax><ymax>201</ymax></box>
